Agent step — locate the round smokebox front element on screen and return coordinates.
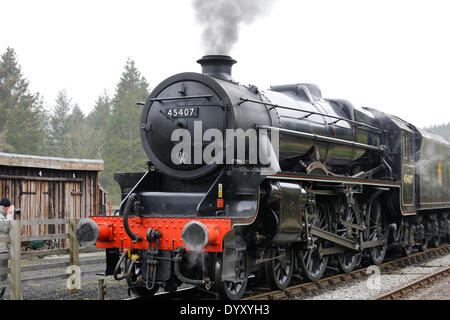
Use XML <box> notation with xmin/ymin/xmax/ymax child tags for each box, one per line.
<box><xmin>140</xmin><ymin>73</ymin><xmax>229</xmax><ymax>179</ymax></box>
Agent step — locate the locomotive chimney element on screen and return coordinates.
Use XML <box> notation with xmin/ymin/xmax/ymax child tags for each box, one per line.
<box><xmin>197</xmin><ymin>55</ymin><xmax>237</xmax><ymax>82</ymax></box>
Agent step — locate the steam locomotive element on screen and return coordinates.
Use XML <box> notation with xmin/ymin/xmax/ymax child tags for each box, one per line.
<box><xmin>76</xmin><ymin>55</ymin><xmax>450</xmax><ymax>299</ymax></box>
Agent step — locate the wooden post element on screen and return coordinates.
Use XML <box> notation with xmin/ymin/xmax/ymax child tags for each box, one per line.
<box><xmin>9</xmin><ymin>220</ymin><xmax>21</xmax><ymax>300</ymax></box>
<box><xmin>69</xmin><ymin>219</ymin><xmax>80</xmax><ymax>293</ymax></box>
<box><xmin>97</xmin><ymin>278</ymin><xmax>106</xmax><ymax>300</ymax></box>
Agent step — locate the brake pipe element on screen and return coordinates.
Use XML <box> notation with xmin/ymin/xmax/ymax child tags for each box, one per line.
<box><xmin>113</xmin><ymin>252</ymin><xmax>128</xmax><ymax>281</ymax></box>
<box><xmin>123</xmin><ymin>194</ymin><xmax>143</xmax><ymax>242</ymax></box>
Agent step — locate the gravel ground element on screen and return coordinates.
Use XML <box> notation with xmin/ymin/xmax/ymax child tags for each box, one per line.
<box><xmin>2</xmin><ymin>252</ymin><xmax>131</xmax><ymax>300</ymax></box>
<box><xmin>303</xmin><ymin>253</ymin><xmax>450</xmax><ymax>300</ymax></box>
<box><xmin>2</xmin><ymin>250</ymin><xmax>448</xmax><ymax>300</ymax></box>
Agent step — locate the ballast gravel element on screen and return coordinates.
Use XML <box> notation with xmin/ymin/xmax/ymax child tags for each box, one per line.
<box><xmin>303</xmin><ymin>253</ymin><xmax>450</xmax><ymax>300</ymax></box>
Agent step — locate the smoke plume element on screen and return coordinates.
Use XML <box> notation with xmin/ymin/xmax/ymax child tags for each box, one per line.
<box><xmin>193</xmin><ymin>0</ymin><xmax>274</xmax><ymax>55</ymax></box>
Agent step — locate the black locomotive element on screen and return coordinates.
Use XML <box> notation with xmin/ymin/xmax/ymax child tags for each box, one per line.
<box><xmin>76</xmin><ymin>55</ymin><xmax>450</xmax><ymax>299</ymax></box>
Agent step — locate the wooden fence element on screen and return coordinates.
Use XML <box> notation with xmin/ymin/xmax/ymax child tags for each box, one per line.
<box><xmin>0</xmin><ymin>219</ymin><xmax>104</xmax><ymax>300</ymax></box>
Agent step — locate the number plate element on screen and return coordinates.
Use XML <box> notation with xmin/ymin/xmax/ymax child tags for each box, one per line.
<box><xmin>165</xmin><ymin>107</ymin><xmax>199</xmax><ymax>118</ymax></box>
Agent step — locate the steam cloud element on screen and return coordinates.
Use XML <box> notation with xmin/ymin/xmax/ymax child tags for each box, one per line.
<box><xmin>193</xmin><ymin>0</ymin><xmax>274</xmax><ymax>55</ymax></box>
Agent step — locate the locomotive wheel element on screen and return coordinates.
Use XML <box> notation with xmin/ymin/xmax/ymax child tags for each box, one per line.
<box><xmin>438</xmin><ymin>214</ymin><xmax>449</xmax><ymax>243</ymax></box>
<box><xmin>418</xmin><ymin>236</ymin><xmax>429</xmax><ymax>252</ymax></box>
<box><xmin>298</xmin><ymin>202</ymin><xmax>330</xmax><ymax>282</ymax></box>
<box><xmin>336</xmin><ymin>207</ymin><xmax>361</xmax><ymax>273</ymax></box>
<box><xmin>264</xmin><ymin>246</ymin><xmax>294</xmax><ymax>290</ymax></box>
<box><xmin>445</xmin><ymin>215</ymin><xmax>450</xmax><ymax>242</ymax></box>
<box><xmin>430</xmin><ymin>219</ymin><xmax>441</xmax><ymax>248</ymax></box>
<box><xmin>401</xmin><ymin>224</ymin><xmax>413</xmax><ymax>257</ymax></box>
<box><xmin>417</xmin><ymin>216</ymin><xmax>428</xmax><ymax>252</ymax></box>
<box><xmin>214</xmin><ymin>252</ymin><xmax>248</xmax><ymax>300</ymax></box>
<box><xmin>401</xmin><ymin>240</ymin><xmax>412</xmax><ymax>257</ymax></box>
<box><xmin>367</xmin><ymin>199</ymin><xmax>387</xmax><ymax>265</ymax></box>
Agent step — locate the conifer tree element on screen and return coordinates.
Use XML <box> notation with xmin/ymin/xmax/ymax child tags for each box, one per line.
<box><xmin>427</xmin><ymin>123</ymin><xmax>450</xmax><ymax>143</ymax></box>
<box><xmin>64</xmin><ymin>104</ymin><xmax>88</xmax><ymax>158</ymax></box>
<box><xmin>102</xmin><ymin>59</ymin><xmax>149</xmax><ymax>203</ymax></box>
<box><xmin>48</xmin><ymin>89</ymin><xmax>72</xmax><ymax>157</ymax></box>
<box><xmin>86</xmin><ymin>92</ymin><xmax>112</xmax><ymax>158</ymax></box>
<box><xmin>0</xmin><ymin>47</ymin><xmax>46</xmax><ymax>155</ymax></box>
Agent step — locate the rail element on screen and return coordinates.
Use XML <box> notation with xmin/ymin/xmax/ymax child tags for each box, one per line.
<box><xmin>375</xmin><ymin>266</ymin><xmax>450</xmax><ymax>300</ymax></box>
<box><xmin>243</xmin><ymin>244</ymin><xmax>450</xmax><ymax>300</ymax></box>
<box><xmin>0</xmin><ymin>219</ymin><xmax>104</xmax><ymax>300</ymax></box>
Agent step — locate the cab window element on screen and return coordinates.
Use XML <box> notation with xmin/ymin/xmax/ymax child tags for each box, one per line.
<box><xmin>401</xmin><ymin>132</ymin><xmax>408</xmax><ymax>160</ymax></box>
<box><xmin>401</xmin><ymin>131</ymin><xmax>415</xmax><ymax>160</ymax></box>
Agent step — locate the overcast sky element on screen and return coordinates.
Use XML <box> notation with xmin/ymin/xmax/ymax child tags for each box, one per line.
<box><xmin>1</xmin><ymin>0</ymin><xmax>449</xmax><ymax>128</ymax></box>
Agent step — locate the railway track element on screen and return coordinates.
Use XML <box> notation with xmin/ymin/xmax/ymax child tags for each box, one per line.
<box><xmin>123</xmin><ymin>244</ymin><xmax>449</xmax><ymax>300</ymax></box>
<box><xmin>243</xmin><ymin>244</ymin><xmax>450</xmax><ymax>300</ymax></box>
<box><xmin>375</xmin><ymin>266</ymin><xmax>450</xmax><ymax>300</ymax></box>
